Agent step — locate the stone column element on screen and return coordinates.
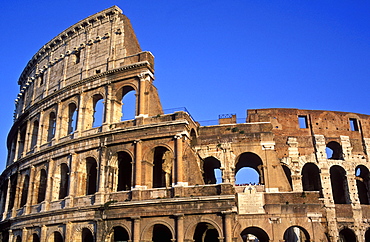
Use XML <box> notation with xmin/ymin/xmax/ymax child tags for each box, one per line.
<box><xmin>137</xmin><ymin>74</ymin><xmax>146</xmax><ymax>117</ymax></box>
<box><xmin>24</xmin><ymin>120</ymin><xmax>32</xmax><ymax>155</ymax></box>
<box><xmin>134</xmin><ymin>140</ymin><xmax>144</xmax><ymax>189</ymax></box>
<box><xmin>54</xmin><ymin>101</ymin><xmax>63</xmax><ymax>142</ymax></box>
<box><xmin>21</xmin><ymin>227</ymin><xmax>27</xmax><ymax>242</ymax></box>
<box><xmin>222</xmin><ymin>211</ymin><xmax>233</xmax><ymax>242</ymax></box>
<box><xmin>174</xmin><ymin>134</ymin><xmax>187</xmax><ymax>186</ymax></box>
<box><xmin>45</xmin><ymin>159</ymin><xmax>55</xmax><ymax>211</ymax></box>
<box><xmin>132</xmin><ymin>216</ymin><xmax>141</xmax><ymax>242</ymax></box>
<box><xmin>175</xmin><ymin>214</ymin><xmax>184</xmax><ymax>242</ymax></box>
<box><xmin>65</xmin><ymin>222</ymin><xmax>72</xmax><ymax>242</ymax></box>
<box><xmin>68</xmin><ymin>153</ymin><xmax>77</xmax><ymax>206</ymax></box>
<box><xmin>35</xmin><ymin>111</ymin><xmax>44</xmax><ymax>151</ymax></box>
<box><xmin>25</xmin><ymin>166</ymin><xmax>35</xmax><ymax>214</ymax></box>
<box><xmin>41</xmin><ymin>225</ymin><xmax>47</xmax><ymax>242</ymax></box>
<box><xmin>8</xmin><ymin>230</ymin><xmax>13</xmax><ymax>242</ymax></box>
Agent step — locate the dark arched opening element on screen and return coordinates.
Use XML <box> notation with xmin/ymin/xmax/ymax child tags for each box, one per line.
<box><xmin>0</xmin><ymin>180</ymin><xmax>8</xmax><ymax>214</ymax></box>
<box><xmin>235</xmin><ymin>152</ymin><xmax>263</xmax><ymax>185</ymax></box>
<box><xmin>326</xmin><ymin>141</ymin><xmax>343</xmax><ymax>160</ymax></box>
<box><xmin>37</xmin><ymin>169</ymin><xmax>47</xmax><ymax>203</ymax></box>
<box><xmin>20</xmin><ymin>174</ymin><xmax>30</xmax><ymax>207</ymax></box>
<box><xmin>339</xmin><ymin>228</ymin><xmax>357</xmax><ymax>242</ymax></box>
<box><xmin>330</xmin><ymin>165</ymin><xmax>350</xmax><ymax>204</ymax></box>
<box><xmin>153</xmin><ymin>147</ymin><xmax>172</xmax><ymax>188</ymax></box>
<box><xmin>53</xmin><ymin>231</ymin><xmax>64</xmax><ymax>242</ymax></box>
<box><xmin>111</xmin><ymin>226</ymin><xmax>129</xmax><ymax>242</ymax></box>
<box><xmin>203</xmin><ymin>157</ymin><xmax>221</xmax><ymax>184</ymax></box>
<box><xmin>17</xmin><ymin>125</ymin><xmax>27</xmax><ymax>158</ymax></box>
<box><xmin>282</xmin><ymin>165</ymin><xmax>293</xmax><ymax>190</ymax></box>
<box><xmin>356</xmin><ymin>165</ymin><xmax>370</xmax><ymax>205</ymax></box>
<box><xmin>283</xmin><ymin>226</ymin><xmax>310</xmax><ymax>242</ymax></box>
<box><xmin>193</xmin><ymin>222</ymin><xmax>219</xmax><ymax>242</ymax></box>
<box><xmin>82</xmin><ymin>228</ymin><xmax>94</xmax><ymax>242</ymax></box>
<box><xmin>302</xmin><ymin>163</ymin><xmax>323</xmax><ymax>197</ymax></box>
<box><xmin>86</xmin><ymin>158</ymin><xmax>98</xmax><ymax>195</ymax></box>
<box><xmin>32</xmin><ymin>233</ymin><xmax>40</xmax><ymax>242</ymax></box>
<box><xmin>117</xmin><ymin>152</ymin><xmax>132</xmax><ymax>191</ymax></box>
<box><xmin>240</xmin><ymin>226</ymin><xmax>269</xmax><ymax>242</ymax></box>
<box><xmin>365</xmin><ymin>228</ymin><xmax>370</xmax><ymax>242</ymax></box>
<box><xmin>152</xmin><ymin>224</ymin><xmax>172</xmax><ymax>242</ymax></box>
<box><xmin>15</xmin><ymin>236</ymin><xmax>21</xmax><ymax>242</ymax></box>
<box><xmin>8</xmin><ymin>174</ymin><xmax>17</xmax><ymax>210</ymax></box>
<box><xmin>59</xmin><ymin>163</ymin><xmax>70</xmax><ymax>199</ymax></box>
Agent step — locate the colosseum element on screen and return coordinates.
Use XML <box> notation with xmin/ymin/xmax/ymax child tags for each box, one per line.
<box><xmin>0</xmin><ymin>5</ymin><xmax>370</xmax><ymax>242</ymax></box>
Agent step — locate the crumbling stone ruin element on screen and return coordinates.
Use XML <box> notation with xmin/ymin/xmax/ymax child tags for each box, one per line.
<box><xmin>1</xmin><ymin>5</ymin><xmax>370</xmax><ymax>242</ymax></box>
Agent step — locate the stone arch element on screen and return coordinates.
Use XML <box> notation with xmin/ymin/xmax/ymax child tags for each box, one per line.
<box><xmin>193</xmin><ymin>222</ymin><xmax>221</xmax><ymax>242</ymax></box>
<box><xmin>330</xmin><ymin>165</ymin><xmax>351</xmax><ymax>204</ymax></box>
<box><xmin>37</xmin><ymin>168</ymin><xmax>48</xmax><ymax>203</ymax></box>
<box><xmin>117</xmin><ymin>151</ymin><xmax>133</xmax><ymax>191</ymax></box>
<box><xmin>235</xmin><ymin>152</ymin><xmax>264</xmax><ymax>185</ymax></box>
<box><xmin>281</xmin><ymin>164</ymin><xmax>293</xmax><ymax>190</ymax></box>
<box><xmin>31</xmin><ymin>234</ymin><xmax>40</xmax><ymax>242</ymax></box>
<box><xmin>339</xmin><ymin>227</ymin><xmax>357</xmax><ymax>242</ymax></box>
<box><xmin>106</xmin><ymin>226</ymin><xmax>130</xmax><ymax>242</ymax></box>
<box><xmin>326</xmin><ymin>141</ymin><xmax>343</xmax><ymax>160</ymax></box>
<box><xmin>47</xmin><ymin>231</ymin><xmax>64</xmax><ymax>242</ymax></box>
<box><xmin>20</xmin><ymin>174</ymin><xmax>30</xmax><ymax>207</ymax></box>
<box><xmin>17</xmin><ymin>124</ymin><xmax>27</xmax><ymax>158</ymax></box>
<box><xmin>202</xmin><ymin>156</ymin><xmax>221</xmax><ymax>184</ymax></box>
<box><xmin>15</xmin><ymin>235</ymin><xmax>22</xmax><ymax>242</ymax></box>
<box><xmin>283</xmin><ymin>226</ymin><xmax>310</xmax><ymax>242</ymax></box>
<box><xmin>184</xmin><ymin>218</ymin><xmax>223</xmax><ymax>241</ymax></box>
<box><xmin>355</xmin><ymin>165</ymin><xmax>370</xmax><ymax>205</ymax></box>
<box><xmin>86</xmin><ymin>157</ymin><xmax>98</xmax><ymax>195</ymax></box>
<box><xmin>190</xmin><ymin>128</ymin><xmax>198</xmax><ymax>146</ymax></box>
<box><xmin>240</xmin><ymin>226</ymin><xmax>270</xmax><ymax>242</ymax></box>
<box><xmin>59</xmin><ymin>163</ymin><xmax>70</xmax><ymax>199</ymax></box>
<box><xmin>141</xmin><ymin>220</ymin><xmax>175</xmax><ymax>242</ymax></box>
<box><xmin>105</xmin><ymin>223</ymin><xmax>132</xmax><ymax>242</ymax></box>
<box><xmin>30</xmin><ymin>119</ymin><xmax>40</xmax><ymax>149</ymax></box>
<box><xmin>116</xmin><ymin>85</ymin><xmax>137</xmax><ymax>121</ymax></box>
<box><xmin>81</xmin><ymin>227</ymin><xmax>94</xmax><ymax>242</ymax></box>
<box><xmin>26</xmin><ymin>228</ymin><xmax>40</xmax><ymax>242</ymax></box>
<box><xmin>46</xmin><ymin>111</ymin><xmax>57</xmax><ymax>142</ymax></box>
<box><xmin>146</xmin><ymin>145</ymin><xmax>174</xmax><ymax>188</ymax></box>
<box><xmin>82</xmin><ymin>92</ymin><xmax>105</xmax><ymax>129</ymax></box>
<box><xmin>302</xmin><ymin>163</ymin><xmax>323</xmax><ymax>196</ymax></box>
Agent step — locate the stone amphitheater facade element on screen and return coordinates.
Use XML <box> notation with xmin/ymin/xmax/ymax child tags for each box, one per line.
<box><xmin>1</xmin><ymin>5</ymin><xmax>370</xmax><ymax>242</ymax></box>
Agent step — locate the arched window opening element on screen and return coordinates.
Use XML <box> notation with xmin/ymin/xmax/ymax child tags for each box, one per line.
<box><xmin>111</xmin><ymin>226</ymin><xmax>129</xmax><ymax>242</ymax></box>
<box><xmin>330</xmin><ymin>165</ymin><xmax>350</xmax><ymax>204</ymax></box>
<box><xmin>302</xmin><ymin>163</ymin><xmax>323</xmax><ymax>197</ymax></box>
<box><xmin>53</xmin><ymin>231</ymin><xmax>64</xmax><ymax>242</ymax></box>
<box><xmin>37</xmin><ymin>169</ymin><xmax>47</xmax><ymax>203</ymax></box>
<box><xmin>72</xmin><ymin>51</ymin><xmax>80</xmax><ymax>64</ymax></box>
<box><xmin>92</xmin><ymin>95</ymin><xmax>104</xmax><ymax>128</ymax></box>
<box><xmin>82</xmin><ymin>228</ymin><xmax>94</xmax><ymax>242</ymax></box>
<box><xmin>117</xmin><ymin>152</ymin><xmax>132</xmax><ymax>191</ymax></box>
<box><xmin>68</xmin><ymin>103</ymin><xmax>77</xmax><ymax>134</ymax></box>
<box><xmin>240</xmin><ymin>226</ymin><xmax>269</xmax><ymax>242</ymax></box>
<box><xmin>282</xmin><ymin>165</ymin><xmax>293</xmax><ymax>190</ymax></box>
<box><xmin>18</xmin><ymin>125</ymin><xmax>27</xmax><ymax>158</ymax></box>
<box><xmin>86</xmin><ymin>158</ymin><xmax>98</xmax><ymax>195</ymax></box>
<box><xmin>152</xmin><ymin>224</ymin><xmax>172</xmax><ymax>242</ymax></box>
<box><xmin>339</xmin><ymin>228</ymin><xmax>357</xmax><ymax>242</ymax></box>
<box><xmin>20</xmin><ymin>175</ymin><xmax>30</xmax><ymax>207</ymax></box>
<box><xmin>8</xmin><ymin>174</ymin><xmax>18</xmax><ymax>210</ymax></box>
<box><xmin>59</xmin><ymin>164</ymin><xmax>69</xmax><ymax>199</ymax></box>
<box><xmin>283</xmin><ymin>226</ymin><xmax>310</xmax><ymax>242</ymax></box>
<box><xmin>32</xmin><ymin>234</ymin><xmax>40</xmax><ymax>242</ymax></box>
<box><xmin>203</xmin><ymin>157</ymin><xmax>221</xmax><ymax>184</ymax></box>
<box><xmin>120</xmin><ymin>87</ymin><xmax>136</xmax><ymax>121</ymax></box>
<box><xmin>15</xmin><ymin>236</ymin><xmax>21</xmax><ymax>242</ymax></box>
<box><xmin>326</xmin><ymin>141</ymin><xmax>343</xmax><ymax>160</ymax></box>
<box><xmin>153</xmin><ymin>147</ymin><xmax>173</xmax><ymax>188</ymax></box>
<box><xmin>193</xmin><ymin>222</ymin><xmax>219</xmax><ymax>242</ymax></box>
<box><xmin>30</xmin><ymin>120</ymin><xmax>39</xmax><ymax>149</ymax></box>
<box><xmin>0</xmin><ymin>180</ymin><xmax>8</xmax><ymax>213</ymax></box>
<box><xmin>365</xmin><ymin>228</ymin><xmax>370</xmax><ymax>242</ymax></box>
<box><xmin>355</xmin><ymin>165</ymin><xmax>370</xmax><ymax>205</ymax></box>
<box><xmin>47</xmin><ymin>112</ymin><xmax>56</xmax><ymax>142</ymax></box>
<box><xmin>190</xmin><ymin>129</ymin><xmax>197</xmax><ymax>146</ymax></box>
<box><xmin>235</xmin><ymin>152</ymin><xmax>263</xmax><ymax>185</ymax></box>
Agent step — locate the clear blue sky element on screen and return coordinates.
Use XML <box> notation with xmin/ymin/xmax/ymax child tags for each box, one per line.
<box><xmin>1</xmin><ymin>1</ymin><xmax>370</xmax><ymax>171</ymax></box>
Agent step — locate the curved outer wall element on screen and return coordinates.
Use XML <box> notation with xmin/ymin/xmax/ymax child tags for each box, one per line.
<box><xmin>1</xmin><ymin>6</ymin><xmax>370</xmax><ymax>242</ymax></box>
